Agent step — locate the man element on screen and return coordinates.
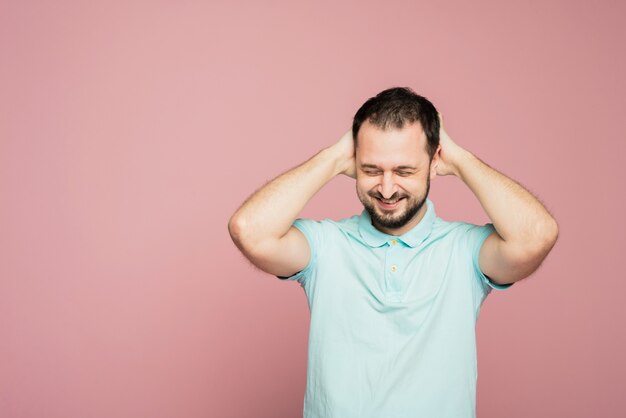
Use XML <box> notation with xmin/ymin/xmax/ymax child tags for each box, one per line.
<box><xmin>228</xmin><ymin>87</ymin><xmax>558</xmax><ymax>417</ymax></box>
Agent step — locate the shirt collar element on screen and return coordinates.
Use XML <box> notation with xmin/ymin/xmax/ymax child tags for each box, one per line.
<box><xmin>358</xmin><ymin>198</ymin><xmax>436</xmax><ymax>248</ymax></box>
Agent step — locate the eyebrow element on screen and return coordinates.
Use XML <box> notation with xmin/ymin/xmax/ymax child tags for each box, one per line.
<box><xmin>360</xmin><ymin>163</ymin><xmax>417</xmax><ymax>170</ymax></box>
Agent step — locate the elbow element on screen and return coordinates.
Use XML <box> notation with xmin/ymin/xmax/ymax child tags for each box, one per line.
<box><xmin>228</xmin><ymin>215</ymin><xmax>254</xmax><ymax>257</ymax></box>
<box><xmin>228</xmin><ymin>216</ymin><xmax>274</xmax><ymax>266</ymax></box>
<box><xmin>228</xmin><ymin>215</ymin><xmax>245</xmax><ymax>245</ymax></box>
<box><xmin>514</xmin><ymin>218</ymin><xmax>560</xmax><ymax>262</ymax></box>
<box><xmin>228</xmin><ymin>215</ymin><xmax>260</xmax><ymax>254</ymax></box>
<box><xmin>542</xmin><ymin>217</ymin><xmax>559</xmax><ymax>250</ymax></box>
<box><xmin>525</xmin><ymin>218</ymin><xmax>559</xmax><ymax>263</ymax></box>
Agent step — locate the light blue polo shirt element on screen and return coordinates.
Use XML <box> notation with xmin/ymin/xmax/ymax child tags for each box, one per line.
<box><xmin>278</xmin><ymin>198</ymin><xmax>513</xmax><ymax>418</ymax></box>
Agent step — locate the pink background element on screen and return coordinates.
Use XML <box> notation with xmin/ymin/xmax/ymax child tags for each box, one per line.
<box><xmin>1</xmin><ymin>1</ymin><xmax>624</xmax><ymax>417</ymax></box>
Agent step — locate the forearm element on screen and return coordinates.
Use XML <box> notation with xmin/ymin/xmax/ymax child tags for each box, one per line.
<box><xmin>455</xmin><ymin>150</ymin><xmax>558</xmax><ymax>249</ymax></box>
<box><xmin>229</xmin><ymin>146</ymin><xmax>344</xmax><ymax>246</ymax></box>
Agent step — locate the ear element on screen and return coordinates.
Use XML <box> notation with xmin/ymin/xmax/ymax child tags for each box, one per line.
<box><xmin>430</xmin><ymin>144</ymin><xmax>442</xmax><ymax>179</ymax></box>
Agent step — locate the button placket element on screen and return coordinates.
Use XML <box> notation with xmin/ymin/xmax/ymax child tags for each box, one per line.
<box><xmin>385</xmin><ymin>240</ymin><xmax>402</xmax><ymax>293</ymax></box>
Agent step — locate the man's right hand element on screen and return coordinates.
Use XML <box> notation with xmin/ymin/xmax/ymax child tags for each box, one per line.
<box><xmin>229</xmin><ymin>129</ymin><xmax>356</xmax><ymax>278</ymax></box>
<box><xmin>331</xmin><ymin>129</ymin><xmax>357</xmax><ymax>179</ymax></box>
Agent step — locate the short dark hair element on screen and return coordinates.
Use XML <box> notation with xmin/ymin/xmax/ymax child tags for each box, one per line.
<box><xmin>352</xmin><ymin>87</ymin><xmax>440</xmax><ymax>161</ymax></box>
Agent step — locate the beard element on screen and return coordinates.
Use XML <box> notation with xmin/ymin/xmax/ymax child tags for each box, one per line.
<box><xmin>357</xmin><ymin>174</ymin><xmax>430</xmax><ymax>231</ymax></box>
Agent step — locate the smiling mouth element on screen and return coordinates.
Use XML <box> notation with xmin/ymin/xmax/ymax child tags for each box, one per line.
<box><xmin>376</xmin><ymin>197</ymin><xmax>405</xmax><ymax>209</ymax></box>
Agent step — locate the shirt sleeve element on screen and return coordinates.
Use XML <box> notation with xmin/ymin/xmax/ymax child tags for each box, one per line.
<box><xmin>465</xmin><ymin>222</ymin><xmax>513</xmax><ymax>319</ymax></box>
<box><xmin>276</xmin><ymin>218</ymin><xmax>324</xmax><ymax>285</ymax></box>
<box><xmin>469</xmin><ymin>222</ymin><xmax>514</xmax><ymax>292</ymax></box>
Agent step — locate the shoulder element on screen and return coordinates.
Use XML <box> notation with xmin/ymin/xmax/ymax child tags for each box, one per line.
<box><xmin>293</xmin><ymin>213</ymin><xmax>363</xmax><ymax>244</ymax></box>
<box><xmin>421</xmin><ymin>216</ymin><xmax>495</xmax><ymax>252</ymax></box>
<box><xmin>432</xmin><ymin>216</ymin><xmax>492</xmax><ymax>237</ymax></box>
<box><xmin>429</xmin><ymin>216</ymin><xmax>496</xmax><ymax>260</ymax></box>
<box><xmin>428</xmin><ymin>217</ymin><xmax>475</xmax><ymax>240</ymax></box>
<box><xmin>294</xmin><ymin>213</ymin><xmax>359</xmax><ymax>230</ymax></box>
<box><xmin>327</xmin><ymin>214</ymin><xmax>361</xmax><ymax>233</ymax></box>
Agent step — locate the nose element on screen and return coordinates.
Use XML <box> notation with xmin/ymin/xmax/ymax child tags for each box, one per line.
<box><xmin>379</xmin><ymin>172</ymin><xmax>398</xmax><ymax>199</ymax></box>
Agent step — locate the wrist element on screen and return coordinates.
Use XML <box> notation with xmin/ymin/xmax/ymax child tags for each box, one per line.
<box><xmin>453</xmin><ymin>148</ymin><xmax>476</xmax><ymax>179</ymax></box>
<box><xmin>322</xmin><ymin>144</ymin><xmax>351</xmax><ymax>177</ymax></box>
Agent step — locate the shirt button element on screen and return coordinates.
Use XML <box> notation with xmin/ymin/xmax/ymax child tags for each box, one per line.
<box><xmin>390</xmin><ymin>240</ymin><xmax>397</xmax><ymax>246</ymax></box>
<box><xmin>390</xmin><ymin>265</ymin><xmax>398</xmax><ymax>272</ymax></box>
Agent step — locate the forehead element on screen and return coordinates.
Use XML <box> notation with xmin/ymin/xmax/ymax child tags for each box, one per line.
<box><xmin>356</xmin><ymin>119</ymin><xmax>429</xmax><ymax>167</ymax></box>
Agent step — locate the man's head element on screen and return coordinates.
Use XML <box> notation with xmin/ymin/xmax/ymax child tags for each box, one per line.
<box><xmin>352</xmin><ymin>87</ymin><xmax>440</xmax><ymax>159</ymax></box>
<box><xmin>352</xmin><ymin>87</ymin><xmax>441</xmax><ymax>235</ymax></box>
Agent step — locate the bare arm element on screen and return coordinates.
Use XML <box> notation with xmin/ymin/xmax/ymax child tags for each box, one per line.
<box><xmin>435</xmin><ymin>113</ymin><xmax>559</xmax><ymax>285</ymax></box>
<box><xmin>228</xmin><ymin>130</ymin><xmax>355</xmax><ymax>277</ymax></box>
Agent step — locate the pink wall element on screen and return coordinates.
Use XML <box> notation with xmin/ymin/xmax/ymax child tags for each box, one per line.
<box><xmin>1</xmin><ymin>1</ymin><xmax>624</xmax><ymax>417</ymax></box>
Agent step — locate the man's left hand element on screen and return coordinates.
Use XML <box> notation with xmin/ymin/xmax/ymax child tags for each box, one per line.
<box><xmin>434</xmin><ymin>113</ymin><xmax>469</xmax><ymax>177</ymax></box>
